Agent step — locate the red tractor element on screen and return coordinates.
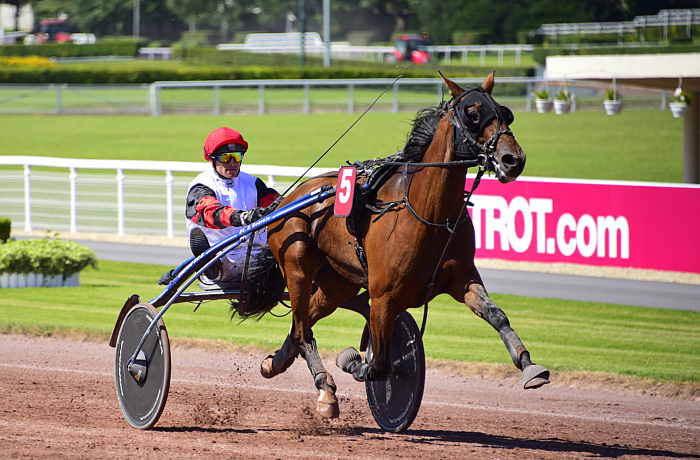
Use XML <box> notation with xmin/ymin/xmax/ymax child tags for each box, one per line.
<box><xmin>25</xmin><ymin>18</ymin><xmax>73</xmax><ymax>44</ymax></box>
<box><xmin>391</xmin><ymin>34</ymin><xmax>431</xmax><ymax>65</ymax></box>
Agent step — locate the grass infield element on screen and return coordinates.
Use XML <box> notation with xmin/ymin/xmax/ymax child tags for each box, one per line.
<box><xmin>0</xmin><ymin>108</ymin><xmax>684</xmax><ymax>183</ymax></box>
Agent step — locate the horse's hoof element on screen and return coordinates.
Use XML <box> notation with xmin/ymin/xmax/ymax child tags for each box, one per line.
<box><xmin>522</xmin><ymin>364</ymin><xmax>550</xmax><ymax>389</ymax></box>
<box><xmin>336</xmin><ymin>347</ymin><xmax>361</xmax><ymax>374</ymax></box>
<box><xmin>260</xmin><ymin>355</ymin><xmax>276</xmax><ymax>379</ymax></box>
<box><xmin>316</xmin><ymin>389</ymin><xmax>340</xmax><ymax>419</ymax></box>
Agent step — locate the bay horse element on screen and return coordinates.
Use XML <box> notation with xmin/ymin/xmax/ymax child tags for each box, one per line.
<box><xmin>240</xmin><ymin>72</ymin><xmax>550</xmax><ymax>419</ymax></box>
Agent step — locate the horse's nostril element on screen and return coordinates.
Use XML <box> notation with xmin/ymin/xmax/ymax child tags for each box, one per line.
<box><xmin>502</xmin><ymin>154</ymin><xmax>520</xmax><ymax>167</ymax></box>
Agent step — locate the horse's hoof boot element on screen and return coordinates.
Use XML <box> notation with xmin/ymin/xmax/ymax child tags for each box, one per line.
<box><xmin>522</xmin><ymin>364</ymin><xmax>550</xmax><ymax>389</ymax></box>
<box><xmin>336</xmin><ymin>347</ymin><xmax>361</xmax><ymax>374</ymax></box>
<box><xmin>260</xmin><ymin>355</ymin><xmax>276</xmax><ymax>379</ymax></box>
<box><xmin>317</xmin><ymin>390</ymin><xmax>340</xmax><ymax>419</ymax></box>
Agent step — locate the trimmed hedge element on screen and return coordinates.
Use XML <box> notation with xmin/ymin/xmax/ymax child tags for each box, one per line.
<box><xmin>0</xmin><ymin>63</ymin><xmax>531</xmax><ymax>84</ymax></box>
<box><xmin>0</xmin><ymin>40</ymin><xmax>145</xmax><ymax>58</ymax></box>
<box><xmin>0</xmin><ymin>239</ymin><xmax>97</xmax><ymax>277</ymax></box>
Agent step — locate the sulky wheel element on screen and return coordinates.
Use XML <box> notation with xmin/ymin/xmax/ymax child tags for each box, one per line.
<box><xmin>365</xmin><ymin>311</ymin><xmax>425</xmax><ymax>433</ymax></box>
<box><xmin>114</xmin><ymin>303</ymin><xmax>171</xmax><ymax>430</ymax></box>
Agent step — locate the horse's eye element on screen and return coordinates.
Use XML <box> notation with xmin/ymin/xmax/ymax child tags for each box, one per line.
<box><xmin>467</xmin><ymin>110</ymin><xmax>480</xmax><ymax>123</ymax></box>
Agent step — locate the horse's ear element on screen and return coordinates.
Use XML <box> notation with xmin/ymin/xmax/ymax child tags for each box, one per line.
<box><xmin>482</xmin><ymin>71</ymin><xmax>495</xmax><ymax>95</ymax></box>
<box><xmin>439</xmin><ymin>71</ymin><xmax>464</xmax><ymax>98</ymax></box>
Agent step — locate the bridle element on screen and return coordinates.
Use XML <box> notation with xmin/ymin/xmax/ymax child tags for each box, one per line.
<box><xmin>442</xmin><ymin>86</ymin><xmax>516</xmax><ymax>177</ymax></box>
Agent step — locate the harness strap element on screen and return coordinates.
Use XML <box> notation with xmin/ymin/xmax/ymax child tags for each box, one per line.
<box><xmin>237</xmin><ymin>231</ymin><xmax>256</xmax><ymax>316</ymax></box>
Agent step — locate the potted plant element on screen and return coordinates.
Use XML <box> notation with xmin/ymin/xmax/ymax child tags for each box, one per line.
<box><xmin>553</xmin><ymin>90</ymin><xmax>572</xmax><ymax>115</ymax></box>
<box><xmin>603</xmin><ymin>89</ymin><xmax>623</xmax><ymax>115</ymax></box>
<box><xmin>669</xmin><ymin>86</ymin><xmax>691</xmax><ymax>118</ymax></box>
<box><xmin>533</xmin><ymin>89</ymin><xmax>552</xmax><ymax>113</ymax></box>
<box><xmin>0</xmin><ymin>238</ymin><xmax>97</xmax><ymax>288</ymax></box>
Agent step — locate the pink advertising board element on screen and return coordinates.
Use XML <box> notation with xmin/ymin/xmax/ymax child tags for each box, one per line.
<box><xmin>466</xmin><ymin>176</ymin><xmax>700</xmax><ymax>274</ymax></box>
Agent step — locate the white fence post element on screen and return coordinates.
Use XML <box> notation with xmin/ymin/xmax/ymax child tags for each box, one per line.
<box><xmin>258</xmin><ymin>85</ymin><xmax>265</xmax><ymax>115</ymax></box>
<box><xmin>214</xmin><ymin>85</ymin><xmax>220</xmax><ymax>116</ymax></box>
<box><xmin>165</xmin><ymin>170</ymin><xmax>174</xmax><ymax>238</ymax></box>
<box><xmin>69</xmin><ymin>167</ymin><xmax>78</xmax><ymax>233</ymax></box>
<box><xmin>149</xmin><ymin>83</ymin><xmax>161</xmax><ymax>117</ymax></box>
<box><xmin>116</xmin><ymin>168</ymin><xmax>125</xmax><ymax>235</ymax></box>
<box><xmin>393</xmin><ymin>85</ymin><xmax>399</xmax><ymax>114</ymax></box>
<box><xmin>23</xmin><ymin>164</ymin><xmax>32</xmax><ymax>232</ymax></box>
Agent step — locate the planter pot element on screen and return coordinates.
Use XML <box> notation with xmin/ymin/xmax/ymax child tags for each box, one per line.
<box><xmin>0</xmin><ymin>272</ymin><xmax>77</xmax><ymax>288</ymax></box>
<box><xmin>603</xmin><ymin>100</ymin><xmax>622</xmax><ymax>115</ymax></box>
<box><xmin>535</xmin><ymin>99</ymin><xmax>553</xmax><ymax>114</ymax></box>
<box><xmin>669</xmin><ymin>102</ymin><xmax>688</xmax><ymax>118</ymax></box>
<box><xmin>553</xmin><ymin>100</ymin><xmax>571</xmax><ymax>115</ymax></box>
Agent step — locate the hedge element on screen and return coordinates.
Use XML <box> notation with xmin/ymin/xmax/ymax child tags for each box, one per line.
<box><xmin>0</xmin><ymin>40</ymin><xmax>145</xmax><ymax>58</ymax></box>
<box><xmin>0</xmin><ymin>239</ymin><xmax>97</xmax><ymax>277</ymax></box>
<box><xmin>0</xmin><ymin>62</ymin><xmax>532</xmax><ymax>84</ymax></box>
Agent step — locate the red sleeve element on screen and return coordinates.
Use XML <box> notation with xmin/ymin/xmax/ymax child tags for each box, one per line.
<box><xmin>186</xmin><ymin>184</ymin><xmax>237</xmax><ymax>228</ymax></box>
<box><xmin>259</xmin><ymin>191</ymin><xmax>280</xmax><ymax>208</ymax></box>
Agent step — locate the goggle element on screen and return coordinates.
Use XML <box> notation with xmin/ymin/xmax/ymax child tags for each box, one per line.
<box><xmin>214</xmin><ymin>152</ymin><xmax>244</xmax><ymax>163</ymax></box>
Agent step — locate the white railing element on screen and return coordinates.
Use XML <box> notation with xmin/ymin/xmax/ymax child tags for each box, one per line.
<box><xmin>0</xmin><ymin>78</ymin><xmax>671</xmax><ymax>117</ymax></box>
<box><xmin>537</xmin><ymin>8</ymin><xmax>700</xmax><ymax>39</ymax></box>
<box><xmin>0</xmin><ymin>156</ymin><xmax>333</xmax><ymax>238</ymax></box>
<box><xmin>148</xmin><ymin>77</ymin><xmax>537</xmax><ymax>117</ymax></box>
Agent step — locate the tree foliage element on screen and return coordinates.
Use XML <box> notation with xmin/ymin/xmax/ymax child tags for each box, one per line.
<box><xmin>24</xmin><ymin>0</ymin><xmax>695</xmax><ymax>44</ymax></box>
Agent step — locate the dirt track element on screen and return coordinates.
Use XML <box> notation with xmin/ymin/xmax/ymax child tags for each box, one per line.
<box><xmin>1</xmin><ymin>333</ymin><xmax>699</xmax><ymax>459</ymax></box>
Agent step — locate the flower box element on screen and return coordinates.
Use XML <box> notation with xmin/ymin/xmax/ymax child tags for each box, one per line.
<box><xmin>669</xmin><ymin>102</ymin><xmax>688</xmax><ymax>118</ymax></box>
<box><xmin>0</xmin><ymin>272</ymin><xmax>79</xmax><ymax>289</ymax></box>
<box><xmin>553</xmin><ymin>100</ymin><xmax>571</xmax><ymax>115</ymax></box>
<box><xmin>603</xmin><ymin>100</ymin><xmax>623</xmax><ymax>115</ymax></box>
<box><xmin>535</xmin><ymin>99</ymin><xmax>553</xmax><ymax>113</ymax></box>
<box><xmin>0</xmin><ymin>239</ymin><xmax>96</xmax><ymax>289</ymax></box>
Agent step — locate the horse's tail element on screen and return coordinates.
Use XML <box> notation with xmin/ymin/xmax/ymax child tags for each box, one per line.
<box><xmin>230</xmin><ymin>243</ymin><xmax>286</xmax><ymax>322</ymax></box>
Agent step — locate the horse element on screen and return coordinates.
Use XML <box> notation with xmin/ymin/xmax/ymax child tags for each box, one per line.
<box><xmin>238</xmin><ymin>72</ymin><xmax>550</xmax><ymax>420</ymax></box>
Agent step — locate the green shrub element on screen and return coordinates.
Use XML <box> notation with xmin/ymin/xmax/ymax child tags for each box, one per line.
<box><xmin>0</xmin><ymin>218</ymin><xmax>10</xmax><ymax>243</ymax></box>
<box><xmin>0</xmin><ymin>40</ymin><xmax>145</xmax><ymax>58</ymax></box>
<box><xmin>0</xmin><ymin>239</ymin><xmax>97</xmax><ymax>277</ymax></box>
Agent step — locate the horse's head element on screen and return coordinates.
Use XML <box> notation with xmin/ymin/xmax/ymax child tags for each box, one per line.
<box><xmin>440</xmin><ymin>72</ymin><xmax>525</xmax><ymax>183</ymax></box>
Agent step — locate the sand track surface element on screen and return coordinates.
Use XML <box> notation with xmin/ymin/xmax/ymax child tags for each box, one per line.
<box><xmin>1</xmin><ymin>334</ymin><xmax>698</xmax><ymax>459</ymax></box>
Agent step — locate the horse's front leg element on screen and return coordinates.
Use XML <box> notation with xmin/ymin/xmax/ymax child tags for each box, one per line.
<box><xmin>465</xmin><ymin>282</ymin><xmax>550</xmax><ymax>389</ymax></box>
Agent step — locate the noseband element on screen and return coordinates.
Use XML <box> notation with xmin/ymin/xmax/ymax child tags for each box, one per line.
<box><xmin>443</xmin><ymin>86</ymin><xmax>515</xmax><ymax>170</ymax></box>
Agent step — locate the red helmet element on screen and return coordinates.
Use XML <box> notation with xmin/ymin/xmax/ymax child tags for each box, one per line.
<box><xmin>203</xmin><ymin>127</ymin><xmax>248</xmax><ymax>162</ymax></box>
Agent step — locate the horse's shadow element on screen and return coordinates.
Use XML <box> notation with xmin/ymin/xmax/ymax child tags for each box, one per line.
<box><xmin>155</xmin><ymin>424</ymin><xmax>698</xmax><ymax>458</ymax></box>
<box><xmin>153</xmin><ymin>426</ymin><xmax>255</xmax><ymax>435</ymax></box>
<box><xmin>390</xmin><ymin>428</ymin><xmax>699</xmax><ymax>459</ymax></box>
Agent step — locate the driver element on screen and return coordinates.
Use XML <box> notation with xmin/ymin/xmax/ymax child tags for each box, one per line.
<box><xmin>185</xmin><ymin>127</ymin><xmax>279</xmax><ymax>289</ymax></box>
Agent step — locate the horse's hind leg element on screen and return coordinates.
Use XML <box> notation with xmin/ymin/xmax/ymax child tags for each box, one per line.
<box><xmin>465</xmin><ymin>282</ymin><xmax>550</xmax><ymax>389</ymax></box>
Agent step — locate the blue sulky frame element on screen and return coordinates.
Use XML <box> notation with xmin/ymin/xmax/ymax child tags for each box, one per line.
<box><xmin>109</xmin><ymin>183</ymin><xmax>425</xmax><ymax>434</ymax></box>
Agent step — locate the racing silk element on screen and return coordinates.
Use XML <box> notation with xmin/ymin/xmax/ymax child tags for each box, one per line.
<box><xmin>185</xmin><ymin>168</ymin><xmax>278</xmax><ymax>279</ymax></box>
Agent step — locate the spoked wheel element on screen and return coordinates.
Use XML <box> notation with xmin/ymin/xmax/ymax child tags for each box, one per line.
<box><xmin>114</xmin><ymin>303</ymin><xmax>171</xmax><ymax>430</ymax></box>
<box><xmin>365</xmin><ymin>311</ymin><xmax>425</xmax><ymax>433</ymax></box>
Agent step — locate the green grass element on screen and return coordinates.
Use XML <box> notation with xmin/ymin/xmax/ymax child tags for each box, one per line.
<box><xmin>1</xmin><ymin>260</ymin><xmax>698</xmax><ymax>383</ymax></box>
<box><xmin>0</xmin><ymin>109</ymin><xmax>684</xmax><ymax>182</ymax></box>
<box><xmin>0</xmin><ymin>108</ymin><xmax>694</xmax><ymax>386</ymax></box>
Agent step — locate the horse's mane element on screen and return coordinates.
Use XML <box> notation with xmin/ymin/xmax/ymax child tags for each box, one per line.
<box><xmin>398</xmin><ymin>105</ymin><xmax>444</xmax><ymax>162</ymax></box>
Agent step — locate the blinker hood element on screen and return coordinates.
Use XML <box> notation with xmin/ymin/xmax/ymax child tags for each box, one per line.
<box><xmin>447</xmin><ymin>86</ymin><xmax>514</xmax><ymax>162</ymax></box>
